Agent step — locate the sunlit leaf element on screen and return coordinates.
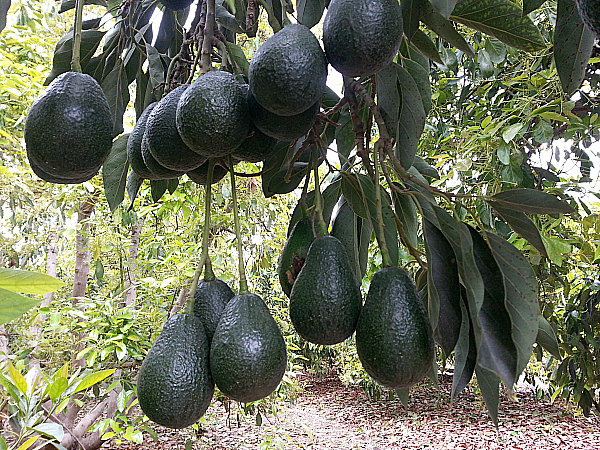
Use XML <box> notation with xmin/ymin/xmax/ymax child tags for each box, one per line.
<box><xmin>0</xmin><ymin>268</ymin><xmax>65</xmax><ymax>295</ymax></box>
<box><xmin>0</xmin><ymin>288</ymin><xmax>42</xmax><ymax>326</ymax></box>
<box><xmin>536</xmin><ymin>315</ymin><xmax>561</xmax><ymax>359</ymax></box>
<box><xmin>421</xmin><ymin>4</ymin><xmax>475</xmax><ymax>57</ymax></box>
<box><xmin>74</xmin><ymin>369</ymin><xmax>116</xmax><ymax>393</ymax></box>
<box><xmin>523</xmin><ymin>0</ymin><xmax>547</xmax><ymax>15</ymax></box>
<box><xmin>102</xmin><ymin>134</ymin><xmax>130</xmax><ymax>212</ymax></box>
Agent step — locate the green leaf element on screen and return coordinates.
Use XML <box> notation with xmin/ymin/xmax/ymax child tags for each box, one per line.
<box><xmin>48</xmin><ymin>377</ymin><xmax>69</xmax><ymax>401</ymax></box>
<box><xmin>452</xmin><ymin>297</ymin><xmax>477</xmax><ymax>399</ymax></box>
<box><xmin>168</xmin><ymin>177</ymin><xmax>179</xmax><ymax>194</ymax></box>
<box><xmin>215</xmin><ymin>5</ymin><xmax>245</xmax><ymax>33</ymax></box>
<box><xmin>8</xmin><ymin>363</ymin><xmax>27</xmax><ymax>394</ymax></box>
<box><xmin>150</xmin><ymin>179</ymin><xmax>169</xmax><ymax>203</ymax></box>
<box><xmin>335</xmin><ymin>108</ymin><xmax>355</xmax><ymax>161</ymax></box>
<box><xmin>410</xmin><ymin>29</ymin><xmax>444</xmax><ymax>64</ymax></box>
<box><xmin>489</xmin><ymin>189</ymin><xmax>575</xmax><ymax>215</ymax></box>
<box><xmin>502</xmin><ymin>123</ymin><xmax>523</xmax><ymax>143</ymax></box>
<box><xmin>0</xmin><ymin>268</ymin><xmax>65</xmax><ymax>295</ymax></box>
<box><xmin>450</xmin><ymin>0</ymin><xmax>546</xmax><ymax>52</ymax></box>
<box><xmin>487</xmin><ymin>200</ymin><xmax>548</xmax><ymax>257</ymax></box>
<box><xmin>296</xmin><ymin>0</ymin><xmax>325</xmax><ymax>29</ymax></box>
<box><xmin>554</xmin><ymin>0</ymin><xmax>594</xmax><ymax>96</ymax></box>
<box><xmin>341</xmin><ymin>174</ymin><xmax>398</xmax><ymax>267</ymax></box>
<box><xmin>469</xmin><ymin>228</ymin><xmax>518</xmax><ymax>387</ymax></box>
<box><xmin>423</xmin><ymin>219</ymin><xmax>462</xmax><ymax>356</ymax></box>
<box><xmin>126</xmin><ymin>171</ymin><xmax>143</xmax><ymax>211</ymax></box>
<box><xmin>395</xmin><ymin>64</ymin><xmax>426</xmax><ymax>170</ymax></box>
<box><xmin>391</xmin><ymin>188</ymin><xmax>418</xmax><ymax>249</ymax></box>
<box><xmin>101</xmin><ymin>59</ymin><xmax>129</xmax><ymax>136</ymax></box>
<box><xmin>377</xmin><ymin>64</ymin><xmax>402</xmax><ymax>134</ymax></box>
<box><xmin>74</xmin><ymin>369</ymin><xmax>116</xmax><ymax>393</ymax></box>
<box><xmin>331</xmin><ymin>198</ymin><xmax>372</xmax><ymax>283</ymax></box>
<box><xmin>430</xmin><ymin>0</ymin><xmax>459</xmax><ymax>19</ymax></box>
<box><xmin>145</xmin><ymin>44</ymin><xmax>166</xmax><ymax>98</ymax></box>
<box><xmin>33</xmin><ymin>423</ymin><xmax>64</xmax><ymax>442</ymax></box>
<box><xmin>102</xmin><ymin>134</ymin><xmax>130</xmax><ymax>212</ymax></box>
<box><xmin>523</xmin><ymin>0</ymin><xmax>547</xmax><ymax>15</ymax></box>
<box><xmin>289</xmin><ymin>178</ymin><xmax>342</xmax><ymax>235</ymax></box>
<box><xmin>536</xmin><ymin>315</ymin><xmax>561</xmax><ymax>359</ymax></box>
<box><xmin>402</xmin><ymin>58</ymin><xmax>432</xmax><ymax>115</ymax></box>
<box><xmin>421</xmin><ymin>4</ymin><xmax>475</xmax><ymax>57</ymax></box>
<box><xmin>59</xmin><ymin>0</ymin><xmax>108</xmax><ymax>13</ymax></box>
<box><xmin>541</xmin><ymin>234</ymin><xmax>571</xmax><ymax>266</ymax></box>
<box><xmin>396</xmin><ymin>388</ymin><xmax>410</xmax><ymax>406</ymax></box>
<box><xmin>412</xmin><ymin>156</ymin><xmax>439</xmax><ymax>178</ymax></box>
<box><xmin>402</xmin><ymin>0</ymin><xmax>428</xmax><ymax>40</ymax></box>
<box><xmin>486</xmin><ymin>232</ymin><xmax>540</xmax><ymax>378</ymax></box>
<box><xmin>0</xmin><ymin>371</ymin><xmax>20</xmax><ymax>403</ymax></box>
<box><xmin>0</xmin><ymin>435</ymin><xmax>7</xmax><ymax>450</ymax></box>
<box><xmin>485</xmin><ymin>37</ymin><xmax>507</xmax><ymax>64</ymax></box>
<box><xmin>225</xmin><ymin>41</ymin><xmax>250</xmax><ymax>77</ymax></box>
<box><xmin>45</xmin><ymin>29</ymin><xmax>106</xmax><ymax>85</ymax></box>
<box><xmin>532</xmin><ymin>119</ymin><xmax>553</xmax><ymax>144</ymax></box>
<box><xmin>475</xmin><ymin>365</ymin><xmax>500</xmax><ymax>426</ymax></box>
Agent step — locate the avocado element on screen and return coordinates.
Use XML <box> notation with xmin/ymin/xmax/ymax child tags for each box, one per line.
<box><xmin>577</xmin><ymin>0</ymin><xmax>600</xmax><ymax>38</ymax></box>
<box><xmin>231</xmin><ymin>123</ymin><xmax>277</xmax><ymax>163</ymax></box>
<box><xmin>176</xmin><ymin>71</ymin><xmax>250</xmax><ymax>158</ymax></box>
<box><xmin>210</xmin><ymin>293</ymin><xmax>287</xmax><ymax>403</ymax></box>
<box><xmin>193</xmin><ymin>278</ymin><xmax>235</xmax><ymax>343</ymax></box>
<box><xmin>145</xmin><ymin>85</ymin><xmax>207</xmax><ymax>171</ymax></box>
<box><xmin>289</xmin><ymin>235</ymin><xmax>362</xmax><ymax>345</ymax></box>
<box><xmin>136</xmin><ymin>314</ymin><xmax>214</xmax><ymax>429</ymax></box>
<box><xmin>277</xmin><ymin>218</ymin><xmax>317</xmax><ymax>298</ymax></box>
<box><xmin>247</xmin><ymin>90</ymin><xmax>319</xmax><ymax>142</ymax></box>
<box><xmin>128</xmin><ymin>102</ymin><xmax>162</xmax><ymax>180</ymax></box>
<box><xmin>248</xmin><ymin>23</ymin><xmax>328</xmax><ymax>116</ymax></box>
<box><xmin>187</xmin><ymin>159</ymin><xmax>229</xmax><ymax>185</ymax></box>
<box><xmin>162</xmin><ymin>0</ymin><xmax>194</xmax><ymax>10</ymax></box>
<box><xmin>141</xmin><ymin>132</ymin><xmax>185</xmax><ymax>180</ymax></box>
<box><xmin>25</xmin><ymin>72</ymin><xmax>113</xmax><ymax>182</ymax></box>
<box><xmin>27</xmin><ymin>155</ymin><xmax>94</xmax><ymax>184</ymax></box>
<box><xmin>323</xmin><ymin>0</ymin><xmax>403</xmax><ymax>77</ymax></box>
<box><xmin>355</xmin><ymin>266</ymin><xmax>434</xmax><ymax>390</ymax></box>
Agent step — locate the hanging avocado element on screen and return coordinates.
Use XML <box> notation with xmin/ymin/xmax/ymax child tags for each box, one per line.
<box><xmin>193</xmin><ymin>278</ymin><xmax>235</xmax><ymax>343</ymax></box>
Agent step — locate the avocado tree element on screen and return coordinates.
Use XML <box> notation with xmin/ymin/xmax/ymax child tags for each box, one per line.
<box><xmin>3</xmin><ymin>0</ymin><xmax>600</xmax><ymax>440</ymax></box>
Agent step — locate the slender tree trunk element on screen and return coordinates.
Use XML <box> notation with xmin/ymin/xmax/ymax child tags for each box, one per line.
<box><xmin>72</xmin><ymin>196</ymin><xmax>96</xmax><ymax>304</ymax></box>
<box><xmin>125</xmin><ymin>221</ymin><xmax>143</xmax><ymax>308</ymax></box>
<box><xmin>31</xmin><ymin>232</ymin><xmax>58</xmax><ymax>337</ymax></box>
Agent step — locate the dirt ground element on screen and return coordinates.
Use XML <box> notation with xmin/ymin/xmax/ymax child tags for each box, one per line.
<box><xmin>111</xmin><ymin>370</ymin><xmax>600</xmax><ymax>450</ymax></box>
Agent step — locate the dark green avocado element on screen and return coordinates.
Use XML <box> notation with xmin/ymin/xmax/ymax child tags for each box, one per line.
<box><xmin>210</xmin><ymin>293</ymin><xmax>287</xmax><ymax>403</ymax></box>
<box><xmin>193</xmin><ymin>278</ymin><xmax>235</xmax><ymax>343</ymax></box>
<box><xmin>247</xmin><ymin>90</ymin><xmax>319</xmax><ymax>142</ymax></box>
<box><xmin>146</xmin><ymin>85</ymin><xmax>206</xmax><ymax>171</ymax></box>
<box><xmin>248</xmin><ymin>23</ymin><xmax>328</xmax><ymax>116</ymax></box>
<box><xmin>128</xmin><ymin>102</ymin><xmax>161</xmax><ymax>180</ymax></box>
<box><xmin>162</xmin><ymin>0</ymin><xmax>194</xmax><ymax>10</ymax></box>
<box><xmin>25</xmin><ymin>71</ymin><xmax>113</xmax><ymax>182</ymax></box>
<box><xmin>577</xmin><ymin>0</ymin><xmax>600</xmax><ymax>38</ymax></box>
<box><xmin>136</xmin><ymin>314</ymin><xmax>214</xmax><ymax>429</ymax></box>
<box><xmin>231</xmin><ymin>124</ymin><xmax>278</xmax><ymax>163</ymax></box>
<box><xmin>176</xmin><ymin>71</ymin><xmax>250</xmax><ymax>158</ymax></box>
<box><xmin>141</xmin><ymin>132</ymin><xmax>186</xmax><ymax>180</ymax></box>
<box><xmin>27</xmin><ymin>150</ymin><xmax>96</xmax><ymax>184</ymax></box>
<box><xmin>277</xmin><ymin>218</ymin><xmax>317</xmax><ymax>298</ymax></box>
<box><xmin>355</xmin><ymin>266</ymin><xmax>434</xmax><ymax>390</ymax></box>
<box><xmin>187</xmin><ymin>159</ymin><xmax>229</xmax><ymax>185</ymax></box>
<box><xmin>289</xmin><ymin>235</ymin><xmax>362</xmax><ymax>345</ymax></box>
<box><xmin>323</xmin><ymin>0</ymin><xmax>403</xmax><ymax>77</ymax></box>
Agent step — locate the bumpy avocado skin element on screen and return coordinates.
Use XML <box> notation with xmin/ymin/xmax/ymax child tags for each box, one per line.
<box><xmin>176</xmin><ymin>71</ymin><xmax>250</xmax><ymax>158</ymax></box>
<box><xmin>289</xmin><ymin>236</ymin><xmax>362</xmax><ymax>345</ymax></box>
<box><xmin>141</xmin><ymin>132</ymin><xmax>185</xmax><ymax>180</ymax></box>
<box><xmin>577</xmin><ymin>0</ymin><xmax>600</xmax><ymax>38</ymax></box>
<box><xmin>146</xmin><ymin>85</ymin><xmax>206</xmax><ymax>171</ymax></box>
<box><xmin>187</xmin><ymin>160</ymin><xmax>229</xmax><ymax>185</ymax></box>
<box><xmin>193</xmin><ymin>278</ymin><xmax>235</xmax><ymax>343</ymax></box>
<box><xmin>247</xmin><ymin>90</ymin><xmax>319</xmax><ymax>142</ymax></box>
<box><xmin>210</xmin><ymin>293</ymin><xmax>287</xmax><ymax>403</ymax></box>
<box><xmin>128</xmin><ymin>102</ymin><xmax>161</xmax><ymax>180</ymax></box>
<box><xmin>25</xmin><ymin>72</ymin><xmax>113</xmax><ymax>182</ymax></box>
<box><xmin>355</xmin><ymin>266</ymin><xmax>434</xmax><ymax>390</ymax></box>
<box><xmin>277</xmin><ymin>218</ymin><xmax>317</xmax><ymax>298</ymax></box>
<box><xmin>136</xmin><ymin>314</ymin><xmax>214</xmax><ymax>429</ymax></box>
<box><xmin>323</xmin><ymin>0</ymin><xmax>403</xmax><ymax>78</ymax></box>
<box><xmin>162</xmin><ymin>0</ymin><xmax>194</xmax><ymax>10</ymax></box>
<box><xmin>248</xmin><ymin>23</ymin><xmax>328</xmax><ymax>117</ymax></box>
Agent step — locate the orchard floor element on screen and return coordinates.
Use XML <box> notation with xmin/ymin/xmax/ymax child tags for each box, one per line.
<box><xmin>113</xmin><ymin>370</ymin><xmax>600</xmax><ymax>450</ymax></box>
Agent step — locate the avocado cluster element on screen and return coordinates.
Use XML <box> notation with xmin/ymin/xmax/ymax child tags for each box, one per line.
<box><xmin>138</xmin><ymin>277</ymin><xmax>287</xmax><ymax>428</ymax></box>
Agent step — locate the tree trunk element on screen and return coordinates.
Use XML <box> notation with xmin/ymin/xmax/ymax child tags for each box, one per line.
<box><xmin>72</xmin><ymin>196</ymin><xmax>96</xmax><ymax>303</ymax></box>
<box><xmin>125</xmin><ymin>221</ymin><xmax>143</xmax><ymax>308</ymax></box>
<box><xmin>31</xmin><ymin>232</ymin><xmax>58</xmax><ymax>337</ymax></box>
<box><xmin>0</xmin><ymin>324</ymin><xmax>9</xmax><ymax>364</ymax></box>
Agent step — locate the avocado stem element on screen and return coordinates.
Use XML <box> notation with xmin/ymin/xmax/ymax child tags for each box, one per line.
<box><xmin>373</xmin><ymin>143</ymin><xmax>393</xmax><ymax>268</ymax></box>
<box><xmin>311</xmin><ymin>152</ymin><xmax>327</xmax><ymax>238</ymax></box>
<box><xmin>199</xmin><ymin>0</ymin><xmax>216</xmax><ymax>75</ymax></box>
<box><xmin>229</xmin><ymin>155</ymin><xmax>249</xmax><ymax>294</ymax></box>
<box><xmin>71</xmin><ymin>0</ymin><xmax>84</xmax><ymax>72</ymax></box>
<box><xmin>185</xmin><ymin>160</ymin><xmax>216</xmax><ymax>314</ymax></box>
